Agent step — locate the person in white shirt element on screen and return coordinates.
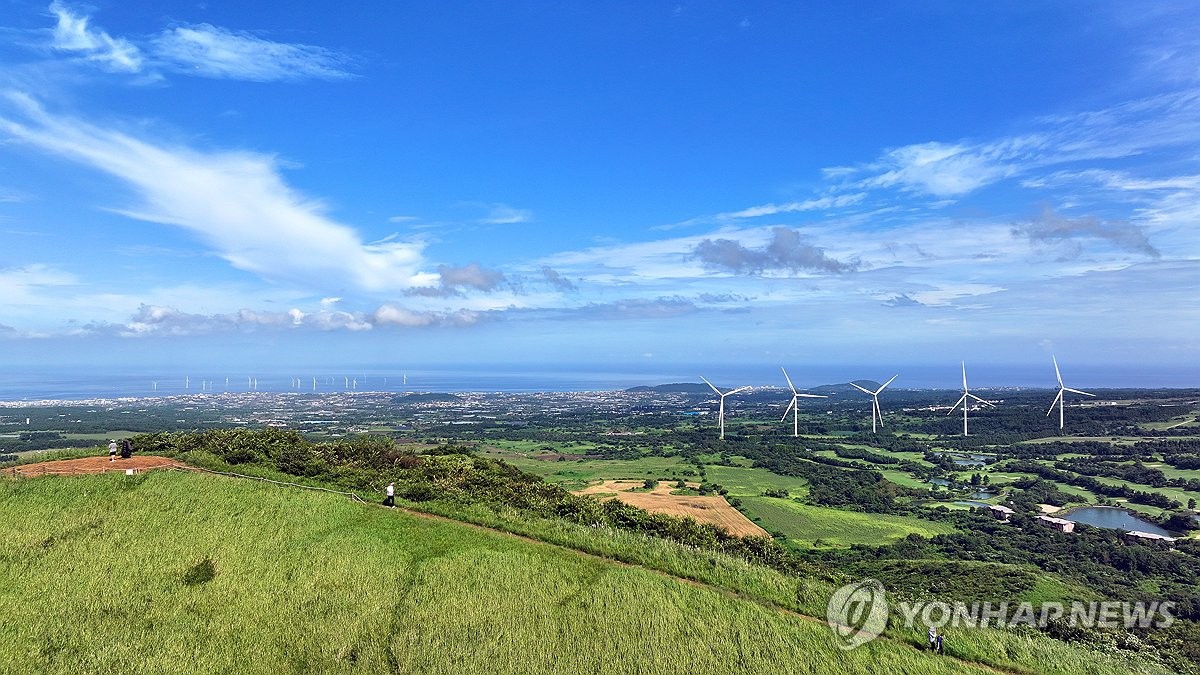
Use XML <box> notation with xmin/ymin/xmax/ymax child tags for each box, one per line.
<box><xmin>108</xmin><ymin>440</ymin><xmax>118</xmax><ymax>462</ymax></box>
<box><xmin>384</xmin><ymin>482</ymin><xmax>395</xmax><ymax>508</ymax></box>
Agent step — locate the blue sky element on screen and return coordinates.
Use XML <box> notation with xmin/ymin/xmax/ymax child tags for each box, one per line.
<box><xmin>1</xmin><ymin>1</ymin><xmax>1199</xmax><ymax>384</ymax></box>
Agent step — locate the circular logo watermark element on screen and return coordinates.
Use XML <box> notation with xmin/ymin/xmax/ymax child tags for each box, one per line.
<box><xmin>826</xmin><ymin>578</ymin><xmax>889</xmax><ymax>650</ymax></box>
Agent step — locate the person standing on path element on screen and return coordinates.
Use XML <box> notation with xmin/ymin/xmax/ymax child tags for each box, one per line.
<box><xmin>928</xmin><ymin>626</ymin><xmax>937</xmax><ymax>651</ymax></box>
<box><xmin>384</xmin><ymin>482</ymin><xmax>395</xmax><ymax>508</ymax></box>
<box><xmin>108</xmin><ymin>440</ymin><xmax>118</xmax><ymax>462</ymax></box>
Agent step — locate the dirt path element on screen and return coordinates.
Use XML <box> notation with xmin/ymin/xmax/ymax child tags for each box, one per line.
<box><xmin>6</xmin><ymin>455</ymin><xmax>1015</xmax><ymax>674</ymax></box>
<box><xmin>3</xmin><ymin>455</ymin><xmax>190</xmax><ymax>477</ymax></box>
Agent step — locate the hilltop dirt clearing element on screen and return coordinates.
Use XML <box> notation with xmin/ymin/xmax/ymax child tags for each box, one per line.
<box><xmin>574</xmin><ymin>479</ymin><xmax>770</xmax><ymax>538</ymax></box>
<box><xmin>3</xmin><ymin>455</ymin><xmax>190</xmax><ymax>477</ymax></box>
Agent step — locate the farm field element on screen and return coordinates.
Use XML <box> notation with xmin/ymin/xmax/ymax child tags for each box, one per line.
<box><xmin>479</xmin><ymin>447</ymin><xmax>694</xmax><ymax>488</ymax></box>
<box><xmin>737</xmin><ymin>496</ymin><xmax>957</xmax><ymax>548</ymax></box>
<box><xmin>573</xmin><ymin>479</ymin><xmax>769</xmax><ymax>538</ymax></box>
<box><xmin>1</xmin><ymin>470</ymin><xmax>993</xmax><ymax>675</ymax></box>
<box><xmin>704</xmin><ymin>464</ymin><xmax>810</xmax><ymax>497</ymax></box>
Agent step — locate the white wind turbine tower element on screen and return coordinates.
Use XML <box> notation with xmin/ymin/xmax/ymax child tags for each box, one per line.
<box><xmin>780</xmin><ymin>367</ymin><xmax>827</xmax><ymax>437</ymax></box>
<box><xmin>1048</xmin><ymin>356</ymin><xmax>1094</xmax><ymax>431</ymax></box>
<box><xmin>700</xmin><ymin>376</ymin><xmax>750</xmax><ymax>440</ymax></box>
<box><xmin>849</xmin><ymin>375</ymin><xmax>898</xmax><ymax>433</ymax></box>
<box><xmin>947</xmin><ymin>362</ymin><xmax>995</xmax><ymax>436</ymax></box>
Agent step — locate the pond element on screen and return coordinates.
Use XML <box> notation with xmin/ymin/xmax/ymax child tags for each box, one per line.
<box><xmin>954</xmin><ymin>500</ymin><xmax>993</xmax><ymax>509</ymax></box>
<box><xmin>929</xmin><ymin>478</ymin><xmax>952</xmax><ymax>487</ymax></box>
<box><xmin>932</xmin><ymin>451</ymin><xmax>991</xmax><ymax>467</ymax></box>
<box><xmin>1062</xmin><ymin>506</ymin><xmax>1176</xmax><ymax>537</ymax></box>
<box><xmin>969</xmin><ymin>491</ymin><xmax>996</xmax><ymax>500</ymax></box>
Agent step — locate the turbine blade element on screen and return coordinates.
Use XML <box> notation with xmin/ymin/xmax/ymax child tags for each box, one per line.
<box><xmin>849</xmin><ymin>382</ymin><xmax>873</xmax><ymax>394</ymax></box>
<box><xmin>727</xmin><ymin>386</ymin><xmax>751</xmax><ymax>395</ymax></box>
<box><xmin>781</xmin><ymin>367</ymin><xmax>797</xmax><ymax>394</ymax></box>
<box><xmin>798</xmin><ymin>393</ymin><xmax>828</xmax><ymax>398</ymax></box>
<box><xmin>961</xmin><ymin>361</ymin><xmax>967</xmax><ymax>390</ymax></box>
<box><xmin>1046</xmin><ymin>391</ymin><xmax>1062</xmax><ymax>417</ymax></box>
<box><xmin>781</xmin><ymin>398</ymin><xmax>796</xmax><ymax>421</ymax></box>
<box><xmin>877</xmin><ymin>374</ymin><xmax>899</xmax><ymax>393</ymax></box>
<box><xmin>1052</xmin><ymin>356</ymin><xmax>1063</xmax><ymax>387</ymax></box>
<box><xmin>1064</xmin><ymin>388</ymin><xmax>1095</xmax><ymax>397</ymax></box>
<box><xmin>969</xmin><ymin>394</ymin><xmax>995</xmax><ymax>407</ymax></box>
<box><xmin>700</xmin><ymin>376</ymin><xmax>722</xmax><ymax>395</ymax></box>
<box><xmin>948</xmin><ymin>394</ymin><xmax>966</xmax><ymax>414</ymax></box>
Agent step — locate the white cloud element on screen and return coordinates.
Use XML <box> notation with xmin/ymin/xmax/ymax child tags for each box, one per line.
<box><xmin>37</xmin><ymin>4</ymin><xmax>352</xmax><ymax>82</ymax></box>
<box><xmin>0</xmin><ymin>93</ymin><xmax>436</xmax><ymax>295</ymax></box>
<box><xmin>48</xmin><ymin>1</ymin><xmax>143</xmax><ymax>73</ymax></box>
<box><xmin>373</xmin><ymin>305</ymin><xmax>481</xmax><ymax>328</ymax></box>
<box><xmin>479</xmin><ymin>203</ymin><xmax>533</xmax><ymax>224</ymax></box>
<box><xmin>150</xmin><ymin>24</ymin><xmax>353</xmax><ymax>82</ymax></box>
<box><xmin>0</xmin><ymin>263</ymin><xmax>77</xmax><ymax>304</ymax></box>
<box><xmin>853</xmin><ymin>141</ymin><xmax>1024</xmax><ymax>197</ymax></box>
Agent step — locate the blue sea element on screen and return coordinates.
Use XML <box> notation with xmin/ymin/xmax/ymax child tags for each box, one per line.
<box><xmin>0</xmin><ymin>362</ymin><xmax>1195</xmax><ymax>403</ymax></box>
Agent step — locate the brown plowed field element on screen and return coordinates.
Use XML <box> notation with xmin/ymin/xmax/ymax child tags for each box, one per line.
<box><xmin>4</xmin><ymin>455</ymin><xmax>190</xmax><ymax>478</ymax></box>
<box><xmin>574</xmin><ymin>479</ymin><xmax>769</xmax><ymax>538</ymax></box>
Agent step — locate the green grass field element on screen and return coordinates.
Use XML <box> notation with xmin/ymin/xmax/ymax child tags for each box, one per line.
<box><xmin>738</xmin><ymin>496</ymin><xmax>957</xmax><ymax>547</ymax></box>
<box><xmin>492</xmin><ymin>454</ymin><xmax>695</xmax><ymax>488</ymax></box>
<box><xmin>1084</xmin><ymin>475</ymin><xmax>1200</xmax><ymax>509</ymax></box>
<box><xmin>0</xmin><ymin>470</ymin><xmax>1000</xmax><ymax>675</ymax></box>
<box><xmin>704</xmin><ymin>465</ymin><xmax>810</xmax><ymax>497</ymax></box>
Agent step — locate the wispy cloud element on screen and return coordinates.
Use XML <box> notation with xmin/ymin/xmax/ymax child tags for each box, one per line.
<box><xmin>373</xmin><ymin>304</ymin><xmax>481</xmax><ymax>328</ymax></box>
<box><xmin>692</xmin><ymin>227</ymin><xmax>859</xmax><ymax>274</ymax></box>
<box><xmin>150</xmin><ymin>24</ymin><xmax>353</xmax><ymax>82</ymax></box>
<box><xmin>1011</xmin><ymin>205</ymin><xmax>1160</xmax><ymax>258</ymax></box>
<box><xmin>478</xmin><ymin>203</ymin><xmax>533</xmax><ymax>225</ymax></box>
<box><xmin>540</xmin><ymin>266</ymin><xmax>577</xmax><ymax>292</ymax></box>
<box><xmin>827</xmin><ymin>89</ymin><xmax>1200</xmax><ymax>200</ymax></box>
<box><xmin>0</xmin><ymin>93</ymin><xmax>434</xmax><ymax>294</ymax></box>
<box><xmin>48</xmin><ymin>1</ymin><xmax>142</xmax><ymax>73</ymax></box>
<box><xmin>39</xmin><ymin>3</ymin><xmax>352</xmax><ymax>82</ymax></box>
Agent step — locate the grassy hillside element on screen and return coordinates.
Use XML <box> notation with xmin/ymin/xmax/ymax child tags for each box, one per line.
<box><xmin>1</xmin><ymin>470</ymin><xmax>993</xmax><ymax>675</ymax></box>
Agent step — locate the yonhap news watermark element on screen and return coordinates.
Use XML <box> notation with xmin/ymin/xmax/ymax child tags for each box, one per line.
<box><xmin>825</xmin><ymin>578</ymin><xmax>1175</xmax><ymax>650</ymax></box>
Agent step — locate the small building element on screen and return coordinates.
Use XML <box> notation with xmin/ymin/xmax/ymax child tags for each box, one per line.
<box><xmin>1122</xmin><ymin>530</ymin><xmax>1177</xmax><ymax>546</ymax></box>
<box><xmin>1037</xmin><ymin>515</ymin><xmax>1076</xmax><ymax>533</ymax></box>
<box><xmin>981</xmin><ymin>504</ymin><xmax>1015</xmax><ymax>522</ymax></box>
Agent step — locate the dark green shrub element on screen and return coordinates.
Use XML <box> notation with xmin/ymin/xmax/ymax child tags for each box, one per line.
<box><xmin>183</xmin><ymin>557</ymin><xmax>217</xmax><ymax>585</ymax></box>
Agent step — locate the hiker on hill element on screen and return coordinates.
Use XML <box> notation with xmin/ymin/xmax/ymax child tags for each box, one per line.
<box><xmin>935</xmin><ymin>631</ymin><xmax>944</xmax><ymax>654</ymax></box>
<box><xmin>120</xmin><ymin>439</ymin><xmax>132</xmax><ymax>459</ymax></box>
<box><xmin>928</xmin><ymin>626</ymin><xmax>937</xmax><ymax>651</ymax></box>
<box><xmin>108</xmin><ymin>440</ymin><xmax>118</xmax><ymax>462</ymax></box>
<box><xmin>384</xmin><ymin>482</ymin><xmax>395</xmax><ymax>508</ymax></box>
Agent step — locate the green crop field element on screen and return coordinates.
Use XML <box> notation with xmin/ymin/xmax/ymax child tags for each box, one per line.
<box><xmin>488</xmin><ymin>453</ymin><xmax>695</xmax><ymax>488</ymax></box>
<box><xmin>737</xmin><ymin>496</ymin><xmax>957</xmax><ymax>548</ymax></box>
<box><xmin>704</xmin><ymin>465</ymin><xmax>810</xmax><ymax>497</ymax></box>
<box><xmin>0</xmin><ymin>470</ymin><xmax>1003</xmax><ymax>675</ymax></box>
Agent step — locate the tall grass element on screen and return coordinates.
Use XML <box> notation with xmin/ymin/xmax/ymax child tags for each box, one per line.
<box><xmin>2</xmin><ymin>471</ymin><xmax>988</xmax><ymax>675</ymax></box>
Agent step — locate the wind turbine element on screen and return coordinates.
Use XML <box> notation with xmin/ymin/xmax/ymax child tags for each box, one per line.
<box><xmin>700</xmin><ymin>376</ymin><xmax>750</xmax><ymax>440</ymax></box>
<box><xmin>849</xmin><ymin>375</ymin><xmax>898</xmax><ymax>433</ymax></box>
<box><xmin>1047</xmin><ymin>356</ymin><xmax>1094</xmax><ymax>431</ymax></box>
<box><xmin>780</xmin><ymin>367</ymin><xmax>827</xmax><ymax>437</ymax></box>
<box><xmin>947</xmin><ymin>362</ymin><xmax>995</xmax><ymax>436</ymax></box>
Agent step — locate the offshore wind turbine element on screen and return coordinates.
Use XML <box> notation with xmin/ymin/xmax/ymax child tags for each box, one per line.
<box><xmin>700</xmin><ymin>376</ymin><xmax>750</xmax><ymax>440</ymax></box>
<box><xmin>849</xmin><ymin>375</ymin><xmax>898</xmax><ymax>433</ymax></box>
<box><xmin>1047</xmin><ymin>356</ymin><xmax>1094</xmax><ymax>431</ymax></box>
<box><xmin>947</xmin><ymin>362</ymin><xmax>995</xmax><ymax>436</ymax></box>
<box><xmin>780</xmin><ymin>367</ymin><xmax>827</xmax><ymax>437</ymax></box>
